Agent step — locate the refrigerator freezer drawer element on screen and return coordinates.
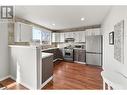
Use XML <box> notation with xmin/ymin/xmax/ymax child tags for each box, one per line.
<box><xmin>86</xmin><ymin>53</ymin><xmax>102</xmax><ymax>66</ymax></box>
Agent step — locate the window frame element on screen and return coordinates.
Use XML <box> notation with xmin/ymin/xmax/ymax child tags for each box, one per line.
<box><xmin>32</xmin><ymin>27</ymin><xmax>51</xmax><ymax>45</ymax></box>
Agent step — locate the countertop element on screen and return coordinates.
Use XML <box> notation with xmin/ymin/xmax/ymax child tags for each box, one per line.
<box><xmin>42</xmin><ymin>52</ymin><xmax>53</xmax><ymax>59</ymax></box>
<box><xmin>41</xmin><ymin>47</ymin><xmax>58</xmax><ymax>51</ymax></box>
<box><xmin>8</xmin><ymin>45</ymin><xmax>38</xmax><ymax>49</ymax></box>
<box><xmin>73</xmin><ymin>48</ymin><xmax>86</xmax><ymax>50</ymax></box>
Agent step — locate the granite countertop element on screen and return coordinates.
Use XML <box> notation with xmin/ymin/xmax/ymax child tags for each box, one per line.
<box><xmin>42</xmin><ymin>52</ymin><xmax>53</xmax><ymax>58</ymax></box>
<box><xmin>41</xmin><ymin>47</ymin><xmax>58</xmax><ymax>51</ymax></box>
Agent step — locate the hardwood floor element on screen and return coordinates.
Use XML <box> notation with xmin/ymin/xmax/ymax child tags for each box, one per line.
<box><xmin>0</xmin><ymin>78</ymin><xmax>27</xmax><ymax>90</ymax></box>
<box><xmin>44</xmin><ymin>61</ymin><xmax>103</xmax><ymax>89</ymax></box>
<box><xmin>0</xmin><ymin>61</ymin><xmax>103</xmax><ymax>90</ymax></box>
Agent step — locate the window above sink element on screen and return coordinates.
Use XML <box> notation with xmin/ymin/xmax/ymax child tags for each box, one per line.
<box><xmin>32</xmin><ymin>27</ymin><xmax>51</xmax><ymax>45</ymax></box>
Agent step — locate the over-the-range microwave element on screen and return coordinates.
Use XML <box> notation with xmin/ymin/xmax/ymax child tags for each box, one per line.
<box><xmin>74</xmin><ymin>44</ymin><xmax>85</xmax><ymax>49</ymax></box>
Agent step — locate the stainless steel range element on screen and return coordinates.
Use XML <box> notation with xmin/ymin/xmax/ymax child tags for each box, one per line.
<box><xmin>63</xmin><ymin>45</ymin><xmax>74</xmax><ymax>61</ymax></box>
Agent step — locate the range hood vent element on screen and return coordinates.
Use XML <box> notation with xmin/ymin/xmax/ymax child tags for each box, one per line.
<box><xmin>65</xmin><ymin>38</ymin><xmax>75</xmax><ymax>43</ymax></box>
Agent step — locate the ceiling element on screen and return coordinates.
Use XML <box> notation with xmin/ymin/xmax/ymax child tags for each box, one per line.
<box><xmin>15</xmin><ymin>6</ymin><xmax>111</xmax><ymax>30</ymax></box>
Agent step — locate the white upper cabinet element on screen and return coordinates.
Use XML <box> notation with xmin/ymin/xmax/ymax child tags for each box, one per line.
<box><xmin>69</xmin><ymin>32</ymin><xmax>74</xmax><ymax>38</ymax></box>
<box><xmin>52</xmin><ymin>33</ymin><xmax>55</xmax><ymax>42</ymax></box>
<box><xmin>74</xmin><ymin>31</ymin><xmax>85</xmax><ymax>42</ymax></box>
<box><xmin>92</xmin><ymin>28</ymin><xmax>101</xmax><ymax>35</ymax></box>
<box><xmin>52</xmin><ymin>32</ymin><xmax>60</xmax><ymax>42</ymax></box>
<box><xmin>73</xmin><ymin>32</ymin><xmax>80</xmax><ymax>42</ymax></box>
<box><xmin>51</xmin><ymin>28</ymin><xmax>101</xmax><ymax>43</ymax></box>
<box><xmin>15</xmin><ymin>22</ymin><xmax>32</xmax><ymax>42</ymax></box>
<box><xmin>64</xmin><ymin>32</ymin><xmax>70</xmax><ymax>39</ymax></box>
<box><xmin>59</xmin><ymin>32</ymin><xmax>65</xmax><ymax>42</ymax></box>
<box><xmin>80</xmin><ymin>31</ymin><xmax>86</xmax><ymax>42</ymax></box>
<box><xmin>85</xmin><ymin>28</ymin><xmax>101</xmax><ymax>36</ymax></box>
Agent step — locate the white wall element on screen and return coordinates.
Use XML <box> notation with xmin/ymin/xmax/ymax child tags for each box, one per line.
<box><xmin>0</xmin><ymin>23</ymin><xmax>9</xmax><ymax>80</ymax></box>
<box><xmin>102</xmin><ymin>6</ymin><xmax>127</xmax><ymax>76</ymax></box>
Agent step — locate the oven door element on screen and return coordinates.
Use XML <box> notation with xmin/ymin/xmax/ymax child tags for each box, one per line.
<box><xmin>64</xmin><ymin>50</ymin><xmax>74</xmax><ymax>61</ymax></box>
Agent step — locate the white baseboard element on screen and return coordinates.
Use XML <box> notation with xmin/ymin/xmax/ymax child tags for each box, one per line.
<box><xmin>10</xmin><ymin>76</ymin><xmax>36</xmax><ymax>90</ymax></box>
<box><xmin>40</xmin><ymin>76</ymin><xmax>53</xmax><ymax>89</ymax></box>
<box><xmin>0</xmin><ymin>75</ymin><xmax>53</xmax><ymax>90</ymax></box>
<box><xmin>0</xmin><ymin>87</ymin><xmax>6</xmax><ymax>90</ymax></box>
<box><xmin>0</xmin><ymin>75</ymin><xmax>11</xmax><ymax>81</ymax></box>
<box><xmin>19</xmin><ymin>81</ymin><xmax>34</xmax><ymax>90</ymax></box>
<box><xmin>10</xmin><ymin>75</ymin><xmax>36</xmax><ymax>90</ymax></box>
<box><xmin>6</xmin><ymin>75</ymin><xmax>53</xmax><ymax>90</ymax></box>
<box><xmin>9</xmin><ymin>75</ymin><xmax>15</xmax><ymax>81</ymax></box>
<box><xmin>74</xmin><ymin>61</ymin><xmax>86</xmax><ymax>64</ymax></box>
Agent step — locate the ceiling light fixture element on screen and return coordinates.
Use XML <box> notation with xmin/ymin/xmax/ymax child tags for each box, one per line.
<box><xmin>52</xmin><ymin>23</ymin><xmax>55</xmax><ymax>26</ymax></box>
<box><xmin>81</xmin><ymin>17</ymin><xmax>85</xmax><ymax>21</ymax></box>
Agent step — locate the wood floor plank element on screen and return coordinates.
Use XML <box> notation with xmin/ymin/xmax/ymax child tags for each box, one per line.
<box><xmin>0</xmin><ymin>78</ymin><xmax>27</xmax><ymax>90</ymax></box>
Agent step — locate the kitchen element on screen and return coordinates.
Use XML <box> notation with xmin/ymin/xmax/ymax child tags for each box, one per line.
<box><xmin>1</xmin><ymin>5</ymin><xmax>126</xmax><ymax>90</ymax></box>
<box><xmin>0</xmin><ymin>6</ymin><xmax>105</xmax><ymax>90</ymax></box>
<box><xmin>7</xmin><ymin>21</ymin><xmax>102</xmax><ymax>90</ymax></box>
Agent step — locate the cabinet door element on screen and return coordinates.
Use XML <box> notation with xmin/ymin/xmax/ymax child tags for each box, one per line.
<box><xmin>85</xmin><ymin>29</ymin><xmax>93</xmax><ymax>36</ymax></box>
<box><xmin>78</xmin><ymin>50</ymin><xmax>86</xmax><ymax>62</ymax></box>
<box><xmin>78</xmin><ymin>31</ymin><xmax>82</xmax><ymax>42</ymax></box>
<box><xmin>58</xmin><ymin>48</ymin><xmax>64</xmax><ymax>59</ymax></box>
<box><xmin>74</xmin><ymin>32</ymin><xmax>80</xmax><ymax>42</ymax></box>
<box><xmin>60</xmin><ymin>33</ymin><xmax>65</xmax><ymax>42</ymax></box>
<box><xmin>81</xmin><ymin>31</ymin><xmax>86</xmax><ymax>42</ymax></box>
<box><xmin>85</xmin><ymin>28</ymin><xmax>101</xmax><ymax>36</ymax></box>
<box><xmin>74</xmin><ymin>49</ymin><xmax>79</xmax><ymax>61</ymax></box>
<box><xmin>42</xmin><ymin>55</ymin><xmax>53</xmax><ymax>83</ymax></box>
<box><xmin>92</xmin><ymin>28</ymin><xmax>101</xmax><ymax>35</ymax></box>
<box><xmin>64</xmin><ymin>32</ymin><xmax>70</xmax><ymax>39</ymax></box>
<box><xmin>52</xmin><ymin>33</ymin><xmax>60</xmax><ymax>42</ymax></box>
<box><xmin>20</xmin><ymin>23</ymin><xmax>32</xmax><ymax>42</ymax></box>
<box><xmin>52</xmin><ymin>33</ymin><xmax>56</xmax><ymax>42</ymax></box>
<box><xmin>69</xmin><ymin>32</ymin><xmax>74</xmax><ymax>38</ymax></box>
<box><xmin>56</xmin><ymin>33</ymin><xmax>60</xmax><ymax>42</ymax></box>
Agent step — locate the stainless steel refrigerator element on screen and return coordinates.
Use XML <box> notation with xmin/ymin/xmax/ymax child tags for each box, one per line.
<box><xmin>86</xmin><ymin>35</ymin><xmax>102</xmax><ymax>66</ymax></box>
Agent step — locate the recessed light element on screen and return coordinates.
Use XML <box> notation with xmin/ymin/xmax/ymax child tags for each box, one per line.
<box><xmin>81</xmin><ymin>18</ymin><xmax>85</xmax><ymax>21</ymax></box>
<box><xmin>52</xmin><ymin>23</ymin><xmax>55</xmax><ymax>26</ymax></box>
